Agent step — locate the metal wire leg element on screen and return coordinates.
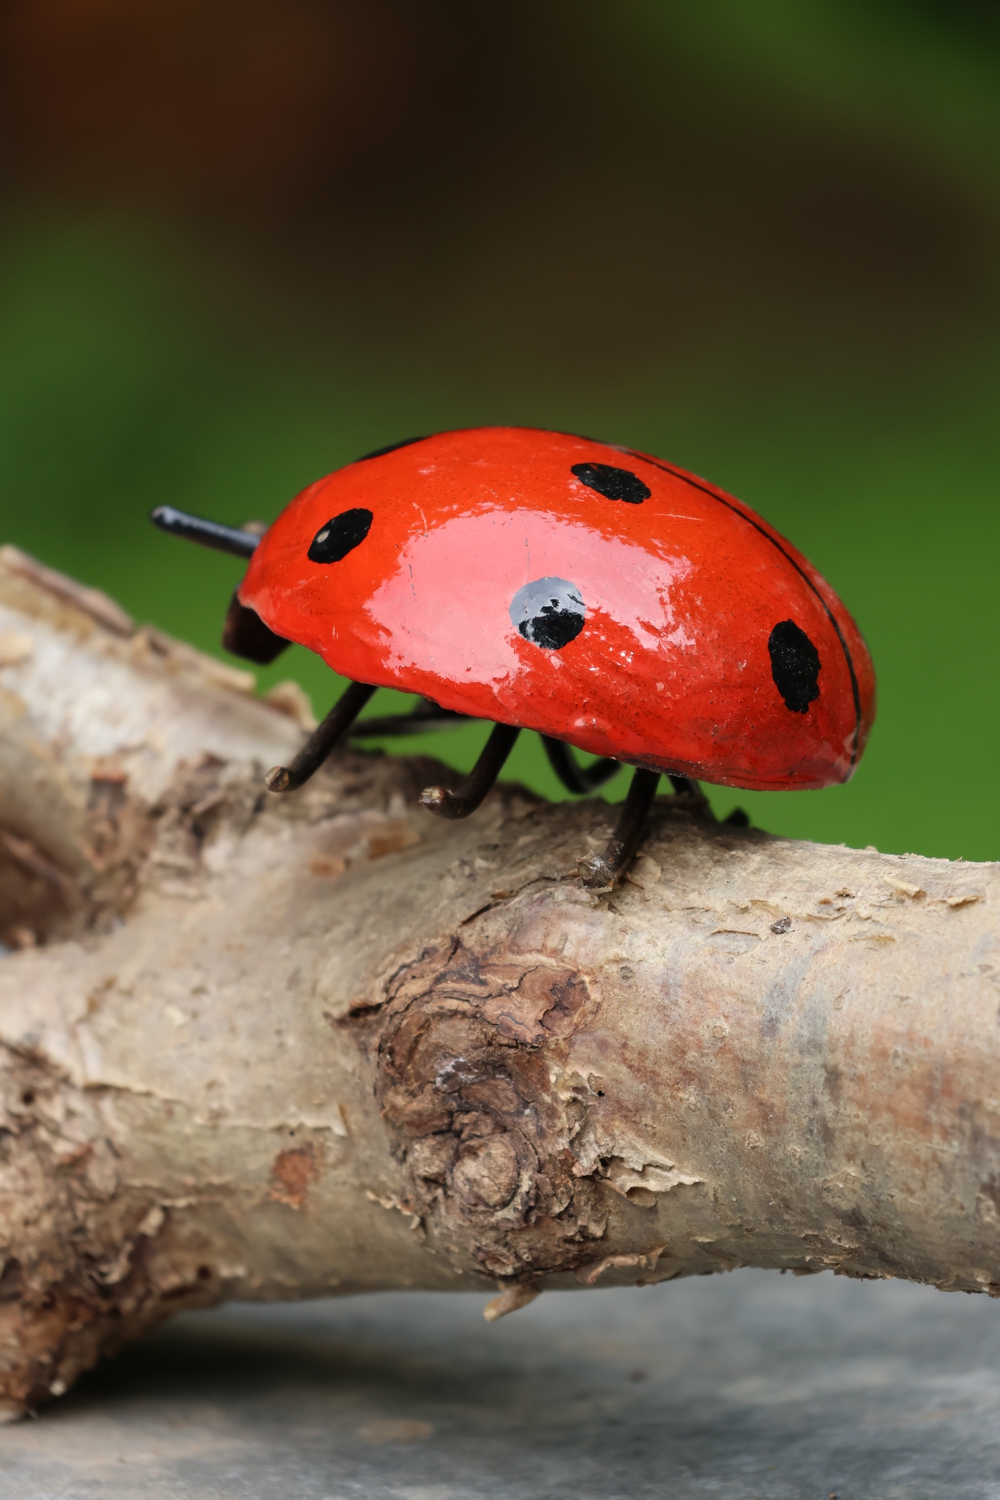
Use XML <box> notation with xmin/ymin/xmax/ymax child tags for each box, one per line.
<box><xmin>580</xmin><ymin>768</ymin><xmax>661</xmax><ymax>890</ymax></box>
<box><xmin>667</xmin><ymin>774</ymin><xmax>697</xmax><ymax>795</ymax></box>
<box><xmin>542</xmin><ymin>736</ymin><xmax>620</xmax><ymax>794</ymax></box>
<box><xmin>265</xmin><ymin>681</ymin><xmax>377</xmax><ymax>792</ymax></box>
<box><xmin>348</xmin><ymin>699</ymin><xmax>473</xmax><ymax>737</ymax></box>
<box><xmin>667</xmin><ymin>774</ymin><xmax>714</xmax><ymax>818</ymax></box>
<box><xmin>419</xmin><ymin>723</ymin><xmax>521</xmax><ymax>820</ymax></box>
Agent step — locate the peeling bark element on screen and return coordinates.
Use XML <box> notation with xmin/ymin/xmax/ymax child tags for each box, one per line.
<box><xmin>0</xmin><ymin>545</ymin><xmax>997</xmax><ymax>1418</ymax></box>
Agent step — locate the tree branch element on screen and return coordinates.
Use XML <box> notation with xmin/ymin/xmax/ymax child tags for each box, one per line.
<box><xmin>0</xmin><ymin>546</ymin><xmax>996</xmax><ymax>1418</ymax></box>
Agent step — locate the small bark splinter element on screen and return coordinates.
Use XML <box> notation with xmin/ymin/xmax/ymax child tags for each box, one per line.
<box><xmin>0</xmin><ymin>545</ymin><xmax>997</xmax><ymax>1420</ymax></box>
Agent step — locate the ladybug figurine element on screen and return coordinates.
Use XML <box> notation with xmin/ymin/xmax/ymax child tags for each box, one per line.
<box><xmin>151</xmin><ymin>427</ymin><xmax>875</xmax><ymax>887</ymax></box>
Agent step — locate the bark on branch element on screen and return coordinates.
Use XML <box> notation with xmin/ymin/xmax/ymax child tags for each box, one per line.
<box><xmin>0</xmin><ymin>545</ymin><xmax>997</xmax><ymax>1418</ymax></box>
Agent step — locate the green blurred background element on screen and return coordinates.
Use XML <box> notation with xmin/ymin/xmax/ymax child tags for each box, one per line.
<box><xmin>1</xmin><ymin>0</ymin><xmax>997</xmax><ymax>860</ymax></box>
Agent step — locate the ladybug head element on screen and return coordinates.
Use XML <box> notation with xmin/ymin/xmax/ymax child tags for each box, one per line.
<box><xmin>149</xmin><ymin>505</ymin><xmax>290</xmax><ymax>665</ymax></box>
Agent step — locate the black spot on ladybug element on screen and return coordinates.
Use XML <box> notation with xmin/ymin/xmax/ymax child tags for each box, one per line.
<box><xmin>355</xmin><ymin>437</ymin><xmax>427</xmax><ymax>462</ymax></box>
<box><xmin>768</xmin><ymin>620</ymin><xmax>821</xmax><ymax>713</ymax></box>
<box><xmin>571</xmin><ymin>462</ymin><xmax>650</xmax><ymax>505</ymax></box>
<box><xmin>308</xmin><ymin>508</ymin><xmax>373</xmax><ymax>564</ymax></box>
<box><xmin>510</xmin><ymin>578</ymin><xmax>586</xmax><ymax>650</ymax></box>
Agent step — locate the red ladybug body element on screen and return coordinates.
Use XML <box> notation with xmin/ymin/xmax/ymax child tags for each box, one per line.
<box><xmin>238</xmin><ymin>427</ymin><xmax>875</xmax><ymax>791</ymax></box>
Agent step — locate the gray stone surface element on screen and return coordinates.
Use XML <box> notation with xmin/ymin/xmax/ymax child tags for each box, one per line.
<box><xmin>2</xmin><ymin>1270</ymin><xmax>1000</xmax><ymax>1498</ymax></box>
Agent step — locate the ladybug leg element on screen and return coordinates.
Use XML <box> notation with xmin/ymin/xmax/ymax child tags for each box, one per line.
<box><xmin>419</xmin><ymin>723</ymin><xmax>521</xmax><ymax>820</ymax></box>
<box><xmin>542</xmin><ymin>736</ymin><xmax>620</xmax><ymax>795</ymax></box>
<box><xmin>580</xmin><ymin>768</ymin><xmax>661</xmax><ymax>890</ymax></box>
<box><xmin>265</xmin><ymin>681</ymin><xmax>377</xmax><ymax>793</ymax></box>
<box><xmin>668</xmin><ymin>774</ymin><xmax>716</xmax><ymax>817</ymax></box>
<box><xmin>349</xmin><ymin>699</ymin><xmax>472</xmax><ymax>738</ymax></box>
<box><xmin>667</xmin><ymin>774</ymin><xmax>696</xmax><ymax>796</ymax></box>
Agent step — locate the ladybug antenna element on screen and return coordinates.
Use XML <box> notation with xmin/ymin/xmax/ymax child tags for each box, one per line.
<box><xmin>150</xmin><ymin>505</ymin><xmax>260</xmax><ymax>559</ymax></box>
